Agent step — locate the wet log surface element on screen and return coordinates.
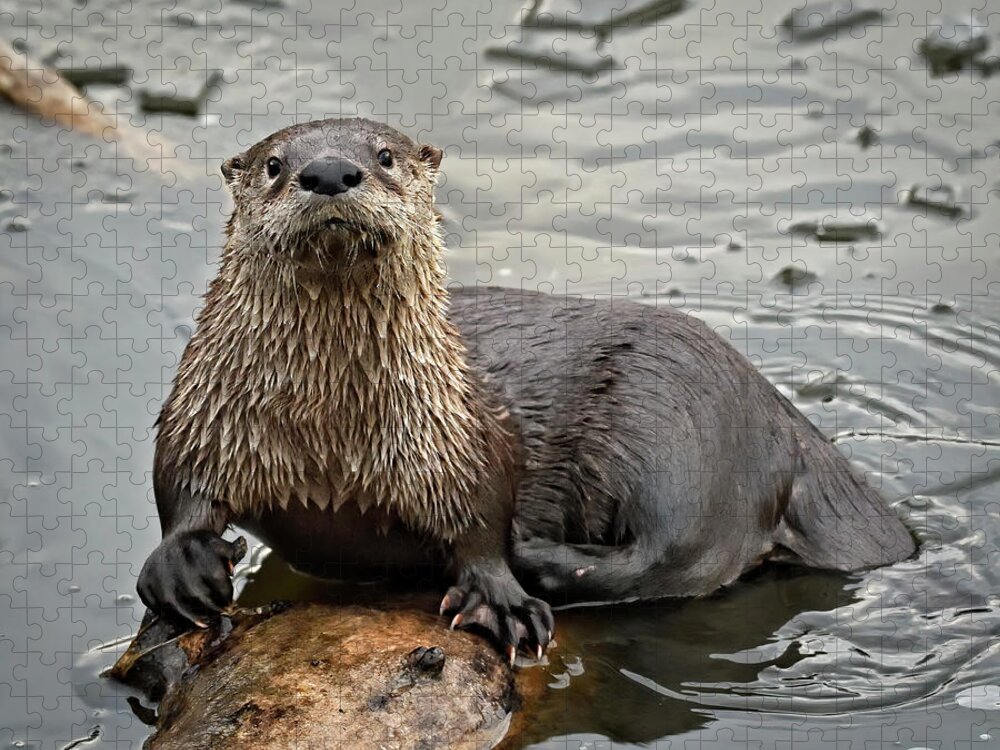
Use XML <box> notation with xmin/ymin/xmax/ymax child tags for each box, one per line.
<box><xmin>110</xmin><ymin>601</ymin><xmax>523</xmax><ymax>749</ymax></box>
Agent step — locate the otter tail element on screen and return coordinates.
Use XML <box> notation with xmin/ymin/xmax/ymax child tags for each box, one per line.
<box><xmin>774</xmin><ymin>411</ymin><xmax>916</xmax><ymax>571</ymax></box>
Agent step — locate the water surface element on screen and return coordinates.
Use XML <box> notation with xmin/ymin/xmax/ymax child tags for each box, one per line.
<box><xmin>1</xmin><ymin>0</ymin><xmax>998</xmax><ymax>747</ymax></box>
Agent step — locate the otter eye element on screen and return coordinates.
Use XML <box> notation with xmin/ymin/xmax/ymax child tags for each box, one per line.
<box><xmin>377</xmin><ymin>149</ymin><xmax>393</xmax><ymax>169</ymax></box>
<box><xmin>266</xmin><ymin>157</ymin><xmax>282</xmax><ymax>179</ymax></box>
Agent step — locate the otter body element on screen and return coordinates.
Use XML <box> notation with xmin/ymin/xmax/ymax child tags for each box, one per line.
<box><xmin>137</xmin><ymin>118</ymin><xmax>914</xmax><ymax>658</ymax></box>
<box><xmin>452</xmin><ymin>288</ymin><xmax>916</xmax><ymax>602</ymax></box>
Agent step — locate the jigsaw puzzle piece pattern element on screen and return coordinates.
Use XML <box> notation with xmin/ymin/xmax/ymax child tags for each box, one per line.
<box><xmin>2</xmin><ymin>0</ymin><xmax>1000</xmax><ymax>747</ymax></box>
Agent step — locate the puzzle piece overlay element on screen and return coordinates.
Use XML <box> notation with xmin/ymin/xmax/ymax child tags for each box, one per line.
<box><xmin>1</xmin><ymin>0</ymin><xmax>999</xmax><ymax>747</ymax></box>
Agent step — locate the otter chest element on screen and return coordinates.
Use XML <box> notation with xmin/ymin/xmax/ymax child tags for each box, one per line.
<box><xmin>159</xmin><ymin>278</ymin><xmax>488</xmax><ymax>541</ymax></box>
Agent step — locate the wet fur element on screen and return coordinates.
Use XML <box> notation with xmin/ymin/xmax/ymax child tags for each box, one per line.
<box><xmin>156</xmin><ymin>120</ymin><xmax>511</xmax><ymax>543</ymax></box>
<box><xmin>146</xmin><ymin>117</ymin><xmax>914</xmax><ymax>625</ymax></box>
<box><xmin>143</xmin><ymin>118</ymin><xmax>554</xmax><ymax>656</ymax></box>
<box><xmin>450</xmin><ymin>288</ymin><xmax>916</xmax><ymax>603</ymax></box>
<box><xmin>154</xmin><ymin>243</ymin><xmax>509</xmax><ymax>542</ymax></box>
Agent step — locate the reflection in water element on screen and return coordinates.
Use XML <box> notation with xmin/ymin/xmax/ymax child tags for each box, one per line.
<box><xmin>513</xmin><ymin>568</ymin><xmax>858</xmax><ymax>744</ymax></box>
<box><xmin>2</xmin><ymin>0</ymin><xmax>999</xmax><ymax>748</ymax></box>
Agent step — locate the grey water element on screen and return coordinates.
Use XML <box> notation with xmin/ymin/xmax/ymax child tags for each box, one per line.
<box><xmin>1</xmin><ymin>0</ymin><xmax>998</xmax><ymax>747</ymax></box>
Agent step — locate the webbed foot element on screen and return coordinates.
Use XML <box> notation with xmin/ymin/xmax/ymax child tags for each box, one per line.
<box><xmin>137</xmin><ymin>531</ymin><xmax>246</xmax><ymax>627</ymax></box>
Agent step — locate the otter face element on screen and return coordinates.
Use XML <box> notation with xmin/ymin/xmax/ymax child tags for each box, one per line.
<box><xmin>221</xmin><ymin>118</ymin><xmax>443</xmax><ymax>260</ymax></box>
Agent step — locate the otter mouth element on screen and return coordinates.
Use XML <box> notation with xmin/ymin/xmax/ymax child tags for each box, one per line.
<box><xmin>324</xmin><ymin>216</ymin><xmax>351</xmax><ymax>229</ymax></box>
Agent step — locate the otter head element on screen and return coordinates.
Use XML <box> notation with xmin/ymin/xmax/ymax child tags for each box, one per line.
<box><xmin>221</xmin><ymin>118</ymin><xmax>444</xmax><ymax>267</ymax></box>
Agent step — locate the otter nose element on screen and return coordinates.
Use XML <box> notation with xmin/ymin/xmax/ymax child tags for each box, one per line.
<box><xmin>298</xmin><ymin>157</ymin><xmax>364</xmax><ymax>196</ymax></box>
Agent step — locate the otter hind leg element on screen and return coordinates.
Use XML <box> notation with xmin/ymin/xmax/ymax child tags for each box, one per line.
<box><xmin>512</xmin><ymin>538</ymin><xmax>674</xmax><ymax>605</ymax></box>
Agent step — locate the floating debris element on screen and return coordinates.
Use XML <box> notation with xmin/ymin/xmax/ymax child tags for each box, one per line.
<box><xmin>796</xmin><ymin>371</ymin><xmax>840</xmax><ymax>403</ymax></box>
<box><xmin>166</xmin><ymin>12</ymin><xmax>201</xmax><ymax>27</ymax></box>
<box><xmin>903</xmin><ymin>185</ymin><xmax>966</xmax><ymax>219</ymax></box>
<box><xmin>855</xmin><ymin>125</ymin><xmax>878</xmax><ymax>149</ymax></box>
<box><xmin>779</xmin><ymin>1</ymin><xmax>883</xmax><ymax>42</ymax></box>
<box><xmin>0</xmin><ymin>39</ymin><xmax>188</xmax><ymax>176</ymax></box>
<box><xmin>484</xmin><ymin>35</ymin><xmax>613</xmax><ymax>77</ymax></box>
<box><xmin>919</xmin><ymin>16</ymin><xmax>997</xmax><ymax>76</ymax></box>
<box><xmin>139</xmin><ymin>67</ymin><xmax>223</xmax><ymax>116</ymax></box>
<box><xmin>92</xmin><ymin>190</ymin><xmax>137</xmax><ymax>205</ymax></box>
<box><xmin>57</xmin><ymin>65</ymin><xmax>131</xmax><ymax>87</ymax></box>
<box><xmin>788</xmin><ymin>215</ymin><xmax>883</xmax><ymax>242</ymax></box>
<box><xmin>523</xmin><ymin>0</ymin><xmax>686</xmax><ymax>33</ymax></box>
<box><xmin>61</xmin><ymin>726</ymin><xmax>101</xmax><ymax>750</ymax></box>
<box><xmin>773</xmin><ymin>265</ymin><xmax>818</xmax><ymax>288</ymax></box>
<box><xmin>0</xmin><ymin>39</ymin><xmax>119</xmax><ymax>140</ymax></box>
<box><xmin>232</xmin><ymin>0</ymin><xmax>287</xmax><ymax>7</ymax></box>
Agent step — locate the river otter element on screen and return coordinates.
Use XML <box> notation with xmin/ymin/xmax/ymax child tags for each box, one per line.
<box><xmin>137</xmin><ymin>117</ymin><xmax>915</xmax><ymax>660</ymax></box>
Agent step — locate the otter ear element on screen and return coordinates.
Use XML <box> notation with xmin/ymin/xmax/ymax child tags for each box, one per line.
<box><xmin>418</xmin><ymin>144</ymin><xmax>443</xmax><ymax>175</ymax></box>
<box><xmin>220</xmin><ymin>152</ymin><xmax>247</xmax><ymax>188</ymax></box>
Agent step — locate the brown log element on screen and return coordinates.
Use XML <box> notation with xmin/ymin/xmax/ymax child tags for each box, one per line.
<box><xmin>0</xmin><ymin>39</ymin><xmax>191</xmax><ymax>177</ymax></box>
<box><xmin>110</xmin><ymin>602</ymin><xmax>519</xmax><ymax>749</ymax></box>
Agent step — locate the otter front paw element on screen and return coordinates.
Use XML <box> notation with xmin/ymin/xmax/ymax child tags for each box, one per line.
<box><xmin>137</xmin><ymin>531</ymin><xmax>246</xmax><ymax>627</ymax></box>
<box><xmin>439</xmin><ymin>561</ymin><xmax>554</xmax><ymax>665</ymax></box>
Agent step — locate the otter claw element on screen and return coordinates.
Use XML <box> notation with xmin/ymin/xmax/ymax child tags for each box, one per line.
<box><xmin>439</xmin><ymin>567</ymin><xmax>554</xmax><ymax>665</ymax></box>
<box><xmin>137</xmin><ymin>530</ymin><xmax>243</xmax><ymax>628</ymax></box>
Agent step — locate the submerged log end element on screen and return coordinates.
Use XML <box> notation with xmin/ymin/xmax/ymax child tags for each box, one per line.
<box><xmin>113</xmin><ymin>603</ymin><xmax>517</xmax><ymax>750</ymax></box>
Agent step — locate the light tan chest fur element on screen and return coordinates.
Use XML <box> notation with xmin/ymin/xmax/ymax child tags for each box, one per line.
<box><xmin>156</xmin><ymin>255</ymin><xmax>493</xmax><ymax>541</ymax></box>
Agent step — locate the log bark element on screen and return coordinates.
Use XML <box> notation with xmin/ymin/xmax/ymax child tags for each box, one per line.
<box><xmin>110</xmin><ymin>601</ymin><xmax>520</xmax><ymax>749</ymax></box>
